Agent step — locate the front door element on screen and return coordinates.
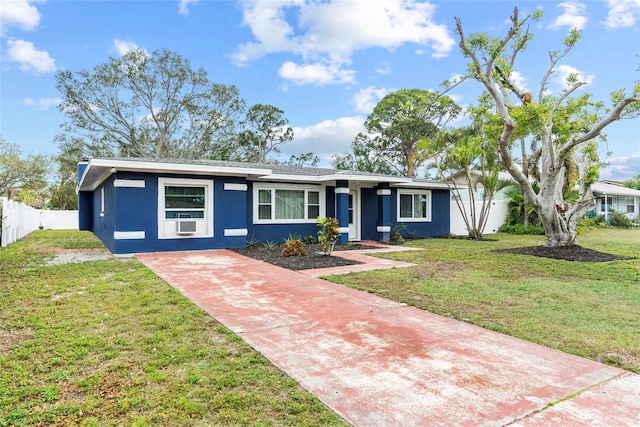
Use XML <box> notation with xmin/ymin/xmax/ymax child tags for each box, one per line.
<box><xmin>348</xmin><ymin>190</ymin><xmax>360</xmax><ymax>241</ymax></box>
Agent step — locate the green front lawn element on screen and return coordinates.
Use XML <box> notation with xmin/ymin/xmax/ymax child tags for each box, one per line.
<box><xmin>0</xmin><ymin>230</ymin><xmax>347</xmax><ymax>427</ymax></box>
<box><xmin>327</xmin><ymin>228</ymin><xmax>640</xmax><ymax>374</ymax></box>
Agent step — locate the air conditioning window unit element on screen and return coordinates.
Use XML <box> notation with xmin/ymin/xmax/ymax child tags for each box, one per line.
<box><xmin>176</xmin><ymin>219</ymin><xmax>197</xmax><ymax>234</ymax></box>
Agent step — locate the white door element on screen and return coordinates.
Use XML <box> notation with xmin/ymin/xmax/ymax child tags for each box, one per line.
<box><xmin>348</xmin><ymin>190</ymin><xmax>360</xmax><ymax>241</ymax></box>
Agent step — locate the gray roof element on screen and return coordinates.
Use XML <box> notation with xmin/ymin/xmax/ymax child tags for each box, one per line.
<box><xmin>78</xmin><ymin>157</ymin><xmax>448</xmax><ymax>191</ymax></box>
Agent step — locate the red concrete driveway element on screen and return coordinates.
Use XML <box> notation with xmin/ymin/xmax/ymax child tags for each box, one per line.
<box><xmin>136</xmin><ymin>248</ymin><xmax>640</xmax><ymax>427</ymax></box>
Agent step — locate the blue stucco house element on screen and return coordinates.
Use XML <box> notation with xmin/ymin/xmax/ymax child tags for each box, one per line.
<box><xmin>77</xmin><ymin>158</ymin><xmax>451</xmax><ymax>254</ymax></box>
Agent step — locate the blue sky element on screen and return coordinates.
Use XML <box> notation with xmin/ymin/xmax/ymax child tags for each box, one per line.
<box><xmin>1</xmin><ymin>0</ymin><xmax>639</xmax><ymax>180</ymax></box>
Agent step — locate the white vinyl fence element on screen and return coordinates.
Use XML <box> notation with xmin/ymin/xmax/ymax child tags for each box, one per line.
<box><xmin>450</xmin><ymin>199</ymin><xmax>508</xmax><ymax>236</ymax></box>
<box><xmin>1</xmin><ymin>197</ymin><xmax>79</xmax><ymax>247</ymax></box>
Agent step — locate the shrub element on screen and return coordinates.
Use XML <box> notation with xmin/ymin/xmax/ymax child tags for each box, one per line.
<box><xmin>388</xmin><ymin>223</ymin><xmax>405</xmax><ymax>244</ymax></box>
<box><xmin>316</xmin><ymin>216</ymin><xmax>340</xmax><ymax>255</ymax></box>
<box><xmin>302</xmin><ymin>235</ymin><xmax>316</xmax><ymax>244</ymax></box>
<box><xmin>609</xmin><ymin>211</ymin><xmax>633</xmax><ymax>228</ymax></box>
<box><xmin>498</xmin><ymin>224</ymin><xmax>545</xmax><ymax>235</ymax></box>
<box><xmin>282</xmin><ymin>239</ymin><xmax>306</xmax><ymax>257</ymax></box>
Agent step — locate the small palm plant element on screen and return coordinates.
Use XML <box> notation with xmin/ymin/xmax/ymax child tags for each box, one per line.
<box><xmin>316</xmin><ymin>216</ymin><xmax>340</xmax><ymax>256</ymax></box>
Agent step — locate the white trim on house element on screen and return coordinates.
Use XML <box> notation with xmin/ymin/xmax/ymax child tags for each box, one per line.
<box><xmin>114</xmin><ymin>179</ymin><xmax>146</xmax><ymax>188</ymax></box>
<box><xmin>157</xmin><ymin>177</ymin><xmax>214</xmax><ymax>239</ymax></box>
<box><xmin>114</xmin><ymin>231</ymin><xmax>145</xmax><ymax>240</ymax></box>
<box><xmin>224</xmin><ymin>183</ymin><xmax>248</xmax><ymax>191</ymax></box>
<box><xmin>224</xmin><ymin>228</ymin><xmax>248</xmax><ymax>237</ymax></box>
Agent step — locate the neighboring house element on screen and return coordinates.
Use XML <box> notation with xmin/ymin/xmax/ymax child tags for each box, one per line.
<box><xmin>591</xmin><ymin>181</ymin><xmax>640</xmax><ymax>221</ymax></box>
<box><xmin>77</xmin><ymin>158</ymin><xmax>451</xmax><ymax>254</ymax></box>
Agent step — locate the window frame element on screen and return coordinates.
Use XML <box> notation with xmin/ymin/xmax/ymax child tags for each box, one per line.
<box><xmin>158</xmin><ymin>177</ymin><xmax>214</xmax><ymax>239</ymax></box>
<box><xmin>253</xmin><ymin>183</ymin><xmax>324</xmax><ymax>224</ymax></box>
<box><xmin>626</xmin><ymin>197</ymin><xmax>635</xmax><ymax>214</ymax></box>
<box><xmin>396</xmin><ymin>189</ymin><xmax>432</xmax><ymax>222</ymax></box>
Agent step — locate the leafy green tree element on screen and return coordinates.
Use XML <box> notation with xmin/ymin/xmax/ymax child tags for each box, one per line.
<box><xmin>55</xmin><ymin>48</ymin><xmax>246</xmax><ymax>160</ymax></box>
<box><xmin>0</xmin><ymin>136</ymin><xmax>50</xmax><ymax>203</ymax></box>
<box><xmin>283</xmin><ymin>152</ymin><xmax>320</xmax><ymax>168</ymax></box>
<box><xmin>332</xmin><ymin>133</ymin><xmax>398</xmax><ymax>175</ymax></box>
<box><xmin>355</xmin><ymin>89</ymin><xmax>461</xmax><ymax>177</ymax></box>
<box><xmin>624</xmin><ymin>175</ymin><xmax>640</xmax><ymax>190</ymax></box>
<box><xmin>455</xmin><ymin>7</ymin><xmax>640</xmax><ymax>247</ymax></box>
<box><xmin>238</xmin><ymin>104</ymin><xmax>294</xmax><ymax>163</ymax></box>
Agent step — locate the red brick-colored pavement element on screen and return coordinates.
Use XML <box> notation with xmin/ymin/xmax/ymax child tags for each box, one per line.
<box><xmin>136</xmin><ymin>247</ymin><xmax>640</xmax><ymax>427</ymax></box>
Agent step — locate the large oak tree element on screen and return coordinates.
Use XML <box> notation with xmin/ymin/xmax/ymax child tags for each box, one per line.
<box><xmin>55</xmin><ymin>48</ymin><xmax>246</xmax><ymax>160</ymax></box>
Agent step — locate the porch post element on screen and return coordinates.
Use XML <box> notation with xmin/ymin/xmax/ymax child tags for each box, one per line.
<box><xmin>335</xmin><ymin>180</ymin><xmax>349</xmax><ymax>245</ymax></box>
<box><xmin>376</xmin><ymin>183</ymin><xmax>391</xmax><ymax>242</ymax></box>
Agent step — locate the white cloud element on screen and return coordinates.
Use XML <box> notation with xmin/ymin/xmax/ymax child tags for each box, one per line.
<box><xmin>548</xmin><ymin>2</ymin><xmax>589</xmax><ymax>30</ymax></box>
<box><xmin>601</xmin><ymin>152</ymin><xmax>640</xmax><ymax>180</ymax></box>
<box><xmin>287</xmin><ymin>116</ymin><xmax>366</xmax><ymax>165</ymax></box>
<box><xmin>278</xmin><ymin>61</ymin><xmax>355</xmax><ymax>86</ymax></box>
<box><xmin>509</xmin><ymin>71</ymin><xmax>530</xmax><ymax>93</ymax></box>
<box><xmin>0</xmin><ymin>0</ymin><xmax>41</xmax><ymax>34</ymax></box>
<box><xmin>113</xmin><ymin>39</ymin><xmax>141</xmax><ymax>56</ymax></box>
<box><xmin>605</xmin><ymin>0</ymin><xmax>640</xmax><ymax>28</ymax></box>
<box><xmin>178</xmin><ymin>0</ymin><xmax>198</xmax><ymax>16</ymax></box>
<box><xmin>233</xmin><ymin>0</ymin><xmax>455</xmax><ymax>85</ymax></box>
<box><xmin>375</xmin><ymin>61</ymin><xmax>391</xmax><ymax>75</ymax></box>
<box><xmin>553</xmin><ymin>64</ymin><xmax>595</xmax><ymax>88</ymax></box>
<box><xmin>351</xmin><ymin>86</ymin><xmax>393</xmax><ymax>114</ymax></box>
<box><xmin>6</xmin><ymin>39</ymin><xmax>55</xmax><ymax>74</ymax></box>
<box><xmin>23</xmin><ymin>97</ymin><xmax>62</xmax><ymax>110</ymax></box>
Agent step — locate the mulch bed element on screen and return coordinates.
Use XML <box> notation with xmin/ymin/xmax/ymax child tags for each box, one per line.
<box><xmin>493</xmin><ymin>245</ymin><xmax>635</xmax><ymax>262</ymax></box>
<box><xmin>230</xmin><ymin>243</ymin><xmax>377</xmax><ymax>271</ymax></box>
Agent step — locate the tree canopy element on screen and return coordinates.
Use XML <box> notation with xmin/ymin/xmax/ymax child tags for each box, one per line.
<box><xmin>0</xmin><ymin>136</ymin><xmax>50</xmax><ymax>205</ymax></box>
<box><xmin>55</xmin><ymin>48</ymin><xmax>246</xmax><ymax>160</ymax></box>
<box><xmin>238</xmin><ymin>104</ymin><xmax>294</xmax><ymax>163</ymax></box>
<box><xmin>338</xmin><ymin>89</ymin><xmax>461</xmax><ymax>177</ymax></box>
<box><xmin>455</xmin><ymin>7</ymin><xmax>640</xmax><ymax>247</ymax></box>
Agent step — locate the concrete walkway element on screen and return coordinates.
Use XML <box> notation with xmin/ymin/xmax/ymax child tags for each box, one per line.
<box><xmin>136</xmin><ymin>248</ymin><xmax>640</xmax><ymax>426</ymax></box>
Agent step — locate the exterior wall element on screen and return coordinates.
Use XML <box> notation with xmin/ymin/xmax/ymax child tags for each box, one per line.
<box><xmin>86</xmin><ymin>172</ymin><xmax>252</xmax><ymax>254</ymax></box>
<box><xmin>390</xmin><ymin>188</ymin><xmax>450</xmax><ymax>238</ymax></box>
<box><xmin>78</xmin><ymin>168</ymin><xmax>453</xmax><ymax>253</ymax></box>
<box><xmin>92</xmin><ymin>176</ymin><xmax>116</xmax><ymax>253</ymax></box>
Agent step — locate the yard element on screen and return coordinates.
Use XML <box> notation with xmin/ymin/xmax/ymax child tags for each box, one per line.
<box><xmin>0</xmin><ymin>228</ymin><xmax>638</xmax><ymax>425</ymax></box>
<box><xmin>0</xmin><ymin>231</ymin><xmax>348</xmax><ymax>427</ymax></box>
<box><xmin>326</xmin><ymin>228</ymin><xmax>640</xmax><ymax>374</ymax></box>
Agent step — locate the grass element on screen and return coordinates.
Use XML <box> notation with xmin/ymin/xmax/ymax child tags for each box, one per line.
<box><xmin>0</xmin><ymin>230</ymin><xmax>347</xmax><ymax>426</ymax></box>
<box><xmin>326</xmin><ymin>228</ymin><xmax>640</xmax><ymax>374</ymax></box>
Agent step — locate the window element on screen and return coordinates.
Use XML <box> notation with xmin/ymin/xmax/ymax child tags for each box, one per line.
<box><xmin>600</xmin><ymin>196</ymin><xmax>613</xmax><ymax>212</ymax></box>
<box><xmin>626</xmin><ymin>197</ymin><xmax>635</xmax><ymax>214</ymax></box>
<box><xmin>397</xmin><ymin>190</ymin><xmax>431</xmax><ymax>222</ymax></box>
<box><xmin>254</xmin><ymin>184</ymin><xmax>323</xmax><ymax>223</ymax></box>
<box><xmin>158</xmin><ymin>178</ymin><xmax>213</xmax><ymax>239</ymax></box>
<box><xmin>164</xmin><ymin>186</ymin><xmax>206</xmax><ymax>219</ymax></box>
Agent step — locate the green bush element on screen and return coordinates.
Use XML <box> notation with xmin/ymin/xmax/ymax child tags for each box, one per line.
<box><xmin>316</xmin><ymin>216</ymin><xmax>340</xmax><ymax>255</ymax></box>
<box><xmin>498</xmin><ymin>224</ymin><xmax>545</xmax><ymax>235</ymax></box>
<box><xmin>282</xmin><ymin>239</ymin><xmax>306</xmax><ymax>257</ymax></box>
<box><xmin>609</xmin><ymin>211</ymin><xmax>633</xmax><ymax>229</ymax></box>
<box><xmin>302</xmin><ymin>235</ymin><xmax>316</xmax><ymax>244</ymax></box>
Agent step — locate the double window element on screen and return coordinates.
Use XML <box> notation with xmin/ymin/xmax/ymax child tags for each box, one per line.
<box><xmin>158</xmin><ymin>178</ymin><xmax>213</xmax><ymax>238</ymax></box>
<box><xmin>254</xmin><ymin>184</ymin><xmax>322</xmax><ymax>223</ymax></box>
<box><xmin>397</xmin><ymin>190</ymin><xmax>431</xmax><ymax>222</ymax></box>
